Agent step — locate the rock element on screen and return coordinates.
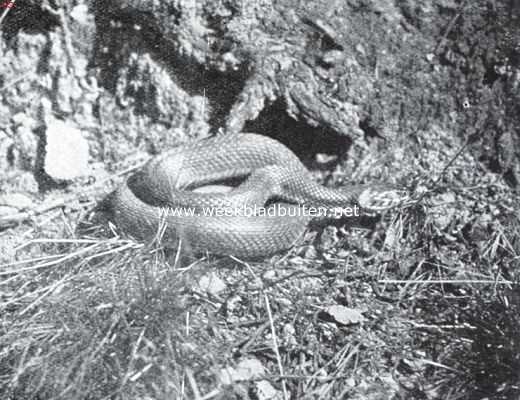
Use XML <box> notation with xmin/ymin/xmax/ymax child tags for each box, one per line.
<box><xmin>197</xmin><ymin>272</ymin><xmax>226</xmax><ymax>295</ymax></box>
<box><xmin>315</xmin><ymin>153</ymin><xmax>338</xmax><ymax>164</ymax></box>
<box><xmin>70</xmin><ymin>4</ymin><xmax>90</xmax><ymax>24</ymax></box>
<box><xmin>262</xmin><ymin>270</ymin><xmax>277</xmax><ymax>281</ymax></box>
<box><xmin>346</xmin><ymin>377</ymin><xmax>356</xmax><ymax>387</ymax></box>
<box><xmin>282</xmin><ymin>323</ymin><xmax>297</xmax><ymax>347</ymax></box>
<box><xmin>323</xmin><ymin>305</ymin><xmax>366</xmax><ymax>326</ymax></box>
<box><xmin>355</xmin><ymin>43</ymin><xmax>366</xmax><ymax>55</ymax></box>
<box><xmin>218</xmin><ymin>358</ymin><xmax>266</xmax><ymax>385</ymax></box>
<box><xmin>254</xmin><ymin>380</ymin><xmax>282</xmax><ymax>400</ymax></box>
<box><xmin>43</xmin><ymin>119</ymin><xmax>90</xmax><ymax>181</ymax></box>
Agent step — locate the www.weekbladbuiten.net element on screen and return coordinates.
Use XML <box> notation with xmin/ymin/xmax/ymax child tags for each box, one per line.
<box><xmin>158</xmin><ymin>204</ymin><xmax>361</xmax><ymax>218</ymax></box>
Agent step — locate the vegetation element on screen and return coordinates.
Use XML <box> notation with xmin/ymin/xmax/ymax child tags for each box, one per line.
<box><xmin>1</xmin><ymin>0</ymin><xmax>520</xmax><ymax>399</ymax></box>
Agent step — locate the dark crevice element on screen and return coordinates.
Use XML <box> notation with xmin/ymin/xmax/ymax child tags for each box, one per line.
<box><xmin>482</xmin><ymin>62</ymin><xmax>500</xmax><ymax>86</ymax></box>
<box><xmin>244</xmin><ymin>99</ymin><xmax>352</xmax><ymax>168</ymax></box>
<box><xmin>359</xmin><ymin>118</ymin><xmax>383</xmax><ymax>139</ymax></box>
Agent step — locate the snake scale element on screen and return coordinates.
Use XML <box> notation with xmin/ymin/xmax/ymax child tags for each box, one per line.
<box><xmin>104</xmin><ymin>133</ymin><xmax>405</xmax><ymax>258</ymax></box>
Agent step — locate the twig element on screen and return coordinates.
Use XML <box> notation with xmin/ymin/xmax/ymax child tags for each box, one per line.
<box><xmin>198</xmin><ymin>389</ymin><xmax>221</xmax><ymax>400</ymax></box>
<box><xmin>0</xmin><ymin>239</ymin><xmax>139</xmax><ymax>276</ymax></box>
<box><xmin>419</xmin><ymin>359</ymin><xmax>463</xmax><ymax>374</ymax></box>
<box><xmin>233</xmin><ymin>320</ymin><xmax>271</xmax><ymax>353</ymax></box>
<box><xmin>264</xmin><ymin>293</ymin><xmax>289</xmax><ymax>400</ymax></box>
<box><xmin>19</xmin><ymin>273</ymin><xmax>71</xmax><ymax>316</ymax></box>
<box><xmin>0</xmin><ymin>198</ymin><xmax>72</xmax><ymax>229</ymax></box>
<box><xmin>0</xmin><ymin>0</ymin><xmax>15</xmax><ymax>28</ymax></box>
<box><xmin>301</xmin><ymin>16</ymin><xmax>342</xmax><ymax>48</ymax></box>
<box><xmin>433</xmin><ymin>0</ymin><xmax>469</xmax><ymax>55</ymax></box>
<box><xmin>185</xmin><ymin>368</ymin><xmax>202</xmax><ymax>400</ymax></box>
<box><xmin>379</xmin><ymin>279</ymin><xmax>513</xmax><ymax>285</ymax></box>
<box><xmin>0</xmin><ymin>157</ymin><xmax>148</xmax><ymax>229</ymax></box>
<box><xmin>0</xmin><ymin>70</ymin><xmax>36</xmax><ymax>93</ymax></box>
<box><xmin>268</xmin><ymin>373</ymin><xmax>353</xmax><ymax>382</ymax></box>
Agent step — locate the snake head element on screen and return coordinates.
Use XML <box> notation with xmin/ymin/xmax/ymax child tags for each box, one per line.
<box><xmin>357</xmin><ymin>186</ymin><xmax>410</xmax><ymax>214</ymax></box>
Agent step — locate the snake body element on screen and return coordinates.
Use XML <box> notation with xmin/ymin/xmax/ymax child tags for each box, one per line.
<box><xmin>105</xmin><ymin>133</ymin><xmax>403</xmax><ymax>258</ymax></box>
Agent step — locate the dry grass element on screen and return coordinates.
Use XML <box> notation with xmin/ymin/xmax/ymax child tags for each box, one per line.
<box><xmin>2</xmin><ymin>163</ymin><xmax>520</xmax><ymax>399</ymax></box>
<box><xmin>3</xmin><ymin>99</ymin><xmax>520</xmax><ymax>398</ymax></box>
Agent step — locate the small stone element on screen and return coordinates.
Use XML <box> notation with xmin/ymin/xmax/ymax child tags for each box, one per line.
<box><xmin>277</xmin><ymin>298</ymin><xmax>292</xmax><ymax>308</ymax></box>
<box><xmin>226</xmin><ymin>295</ymin><xmax>241</xmax><ymax>312</ymax></box>
<box><xmin>235</xmin><ymin>358</ymin><xmax>265</xmax><ymax>379</ymax></box>
<box><xmin>255</xmin><ymin>380</ymin><xmax>282</xmax><ymax>400</ymax></box>
<box><xmin>262</xmin><ymin>270</ymin><xmax>277</xmax><ymax>281</ymax></box>
<box><xmin>221</xmin><ymin>52</ymin><xmax>240</xmax><ymax>69</ymax></box>
<box><xmin>323</xmin><ymin>305</ymin><xmax>366</xmax><ymax>325</ymax></box>
<box><xmin>401</xmin><ymin>358</ymin><xmax>426</xmax><ymax>373</ymax></box>
<box><xmin>346</xmin><ymin>377</ymin><xmax>356</xmax><ymax>387</ymax></box>
<box><xmin>12</xmin><ymin>113</ymin><xmax>36</xmax><ymax>127</ymax></box>
<box><xmin>70</xmin><ymin>4</ymin><xmax>90</xmax><ymax>24</ymax></box>
<box><xmin>355</xmin><ymin>43</ymin><xmax>365</xmax><ymax>55</ymax></box>
<box><xmin>248</xmin><ymin>277</ymin><xmax>264</xmax><ymax>290</ymax></box>
<box><xmin>197</xmin><ymin>272</ymin><xmax>226</xmax><ymax>295</ymax></box>
<box><xmin>321</xmin><ymin>50</ymin><xmax>344</xmax><ymax>65</ymax></box>
<box><xmin>304</xmin><ymin>246</ymin><xmax>318</xmax><ymax>259</ymax></box>
<box><xmin>282</xmin><ymin>323</ymin><xmax>297</xmax><ymax>347</ymax></box>
<box><xmin>218</xmin><ymin>366</ymin><xmax>236</xmax><ymax>386</ymax></box>
<box><xmin>218</xmin><ymin>358</ymin><xmax>265</xmax><ymax>385</ymax></box>
<box><xmin>315</xmin><ymin>153</ymin><xmax>338</xmax><ymax>164</ymax></box>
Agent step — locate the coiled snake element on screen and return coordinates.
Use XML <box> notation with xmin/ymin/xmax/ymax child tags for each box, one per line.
<box><xmin>103</xmin><ymin>133</ymin><xmax>406</xmax><ymax>258</ymax></box>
